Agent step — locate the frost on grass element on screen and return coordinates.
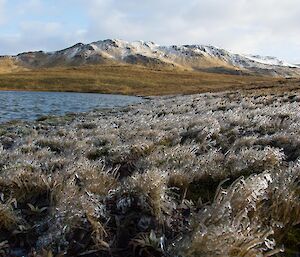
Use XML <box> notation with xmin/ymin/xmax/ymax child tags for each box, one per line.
<box><xmin>0</xmin><ymin>90</ymin><xmax>299</xmax><ymax>256</ymax></box>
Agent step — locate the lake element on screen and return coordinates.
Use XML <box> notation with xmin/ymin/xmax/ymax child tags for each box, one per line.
<box><xmin>0</xmin><ymin>91</ymin><xmax>144</xmax><ymax>123</ymax></box>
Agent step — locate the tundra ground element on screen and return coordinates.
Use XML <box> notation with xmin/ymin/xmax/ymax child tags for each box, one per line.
<box><xmin>0</xmin><ymin>88</ymin><xmax>299</xmax><ymax>256</ymax></box>
<box><xmin>0</xmin><ymin>64</ymin><xmax>297</xmax><ymax>95</ymax></box>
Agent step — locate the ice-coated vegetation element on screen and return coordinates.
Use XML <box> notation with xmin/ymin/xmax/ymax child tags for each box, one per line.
<box><xmin>0</xmin><ymin>90</ymin><xmax>299</xmax><ymax>256</ymax></box>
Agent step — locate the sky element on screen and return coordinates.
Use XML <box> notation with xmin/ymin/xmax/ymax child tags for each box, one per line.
<box><xmin>0</xmin><ymin>0</ymin><xmax>300</xmax><ymax>62</ymax></box>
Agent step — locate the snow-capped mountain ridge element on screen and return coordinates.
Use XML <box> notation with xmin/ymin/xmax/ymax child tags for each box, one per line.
<box><xmin>14</xmin><ymin>39</ymin><xmax>300</xmax><ymax>77</ymax></box>
<box><xmin>243</xmin><ymin>54</ymin><xmax>298</xmax><ymax>68</ymax></box>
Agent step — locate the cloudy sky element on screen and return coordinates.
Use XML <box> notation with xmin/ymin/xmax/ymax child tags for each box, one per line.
<box><xmin>0</xmin><ymin>0</ymin><xmax>299</xmax><ymax>62</ymax></box>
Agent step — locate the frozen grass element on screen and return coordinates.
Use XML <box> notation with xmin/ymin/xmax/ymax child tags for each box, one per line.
<box><xmin>0</xmin><ymin>89</ymin><xmax>300</xmax><ymax>256</ymax></box>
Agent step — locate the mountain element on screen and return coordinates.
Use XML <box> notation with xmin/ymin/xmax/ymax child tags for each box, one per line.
<box><xmin>3</xmin><ymin>39</ymin><xmax>300</xmax><ymax>77</ymax></box>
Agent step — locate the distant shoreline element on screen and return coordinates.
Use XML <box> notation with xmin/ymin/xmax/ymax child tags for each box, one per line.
<box><xmin>0</xmin><ymin>88</ymin><xmax>147</xmax><ymax>97</ymax></box>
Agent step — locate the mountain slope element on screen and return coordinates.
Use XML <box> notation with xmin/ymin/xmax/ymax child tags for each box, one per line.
<box><xmin>0</xmin><ymin>56</ymin><xmax>28</xmax><ymax>74</ymax></box>
<box><xmin>3</xmin><ymin>39</ymin><xmax>300</xmax><ymax>77</ymax></box>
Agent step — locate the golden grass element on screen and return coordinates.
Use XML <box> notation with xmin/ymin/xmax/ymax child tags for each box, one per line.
<box><xmin>0</xmin><ymin>64</ymin><xmax>292</xmax><ymax>96</ymax></box>
<box><xmin>0</xmin><ymin>58</ymin><xmax>27</xmax><ymax>74</ymax></box>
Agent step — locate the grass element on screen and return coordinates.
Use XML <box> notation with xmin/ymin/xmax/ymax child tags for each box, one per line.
<box><xmin>0</xmin><ymin>57</ymin><xmax>27</xmax><ymax>74</ymax></box>
<box><xmin>0</xmin><ymin>89</ymin><xmax>299</xmax><ymax>256</ymax></box>
<box><xmin>0</xmin><ymin>64</ymin><xmax>295</xmax><ymax>95</ymax></box>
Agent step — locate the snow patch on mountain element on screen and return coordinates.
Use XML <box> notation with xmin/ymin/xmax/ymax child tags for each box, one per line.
<box><xmin>243</xmin><ymin>55</ymin><xmax>299</xmax><ymax>68</ymax></box>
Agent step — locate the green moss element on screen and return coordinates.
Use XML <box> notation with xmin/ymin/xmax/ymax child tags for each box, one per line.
<box><xmin>158</xmin><ymin>137</ymin><xmax>174</xmax><ymax>147</ymax></box>
<box><xmin>37</xmin><ymin>114</ymin><xmax>75</xmax><ymax>126</ymax></box>
<box><xmin>36</xmin><ymin>139</ymin><xmax>65</xmax><ymax>153</ymax></box>
<box><xmin>280</xmin><ymin>225</ymin><xmax>300</xmax><ymax>257</ymax></box>
<box><xmin>93</xmin><ymin>138</ymin><xmax>109</xmax><ymax>147</ymax></box>
<box><xmin>77</xmin><ymin>123</ymin><xmax>97</xmax><ymax>129</ymax></box>
<box><xmin>86</xmin><ymin>147</ymin><xmax>110</xmax><ymax>160</ymax></box>
<box><xmin>0</xmin><ymin>128</ymin><xmax>7</xmax><ymax>137</ymax></box>
<box><xmin>186</xmin><ymin>177</ymin><xmax>221</xmax><ymax>204</ymax></box>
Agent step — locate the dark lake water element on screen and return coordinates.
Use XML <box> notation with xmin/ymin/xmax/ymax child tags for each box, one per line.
<box><xmin>0</xmin><ymin>91</ymin><xmax>143</xmax><ymax>123</ymax></box>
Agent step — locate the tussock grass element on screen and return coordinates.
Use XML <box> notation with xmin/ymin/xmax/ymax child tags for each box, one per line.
<box><xmin>0</xmin><ymin>89</ymin><xmax>299</xmax><ymax>256</ymax></box>
<box><xmin>0</xmin><ymin>203</ymin><xmax>17</xmax><ymax>231</ymax></box>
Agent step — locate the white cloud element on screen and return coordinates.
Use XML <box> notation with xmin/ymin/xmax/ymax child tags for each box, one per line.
<box><xmin>19</xmin><ymin>21</ymin><xmax>62</xmax><ymax>36</ymax></box>
<box><xmin>16</xmin><ymin>0</ymin><xmax>44</xmax><ymax>15</ymax></box>
<box><xmin>1</xmin><ymin>0</ymin><xmax>300</xmax><ymax>62</ymax></box>
<box><xmin>0</xmin><ymin>0</ymin><xmax>7</xmax><ymax>25</ymax></box>
<box><xmin>0</xmin><ymin>20</ymin><xmax>87</xmax><ymax>54</ymax></box>
<box><xmin>79</xmin><ymin>0</ymin><xmax>300</xmax><ymax>62</ymax></box>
